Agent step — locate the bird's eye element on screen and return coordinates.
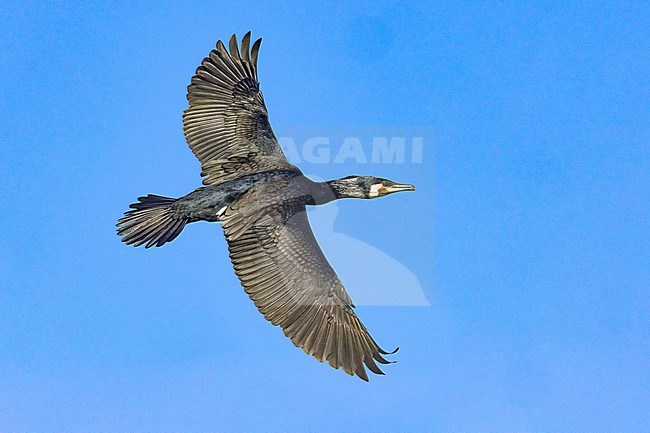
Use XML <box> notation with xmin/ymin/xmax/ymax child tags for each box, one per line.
<box><xmin>382</xmin><ymin>181</ymin><xmax>390</xmax><ymax>187</ymax></box>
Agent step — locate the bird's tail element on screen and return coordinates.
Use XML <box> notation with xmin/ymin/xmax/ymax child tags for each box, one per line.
<box><xmin>117</xmin><ymin>194</ymin><xmax>188</xmax><ymax>248</ymax></box>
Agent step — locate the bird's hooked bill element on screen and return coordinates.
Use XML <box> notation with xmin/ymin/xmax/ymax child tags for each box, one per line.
<box><xmin>384</xmin><ymin>184</ymin><xmax>416</xmax><ymax>194</ymax></box>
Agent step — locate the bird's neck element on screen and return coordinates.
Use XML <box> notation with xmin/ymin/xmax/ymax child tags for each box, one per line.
<box><xmin>306</xmin><ymin>178</ymin><xmax>362</xmax><ymax>205</ymax></box>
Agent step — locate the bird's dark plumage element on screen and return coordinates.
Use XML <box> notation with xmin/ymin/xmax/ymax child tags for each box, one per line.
<box><xmin>117</xmin><ymin>33</ymin><xmax>414</xmax><ymax>381</ymax></box>
<box><xmin>183</xmin><ymin>32</ymin><xmax>286</xmax><ymax>187</ymax></box>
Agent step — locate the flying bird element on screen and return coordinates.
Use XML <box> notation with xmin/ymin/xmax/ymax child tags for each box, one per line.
<box><xmin>117</xmin><ymin>32</ymin><xmax>415</xmax><ymax>381</ymax></box>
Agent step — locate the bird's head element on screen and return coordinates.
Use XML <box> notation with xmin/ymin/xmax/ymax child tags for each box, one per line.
<box><xmin>327</xmin><ymin>175</ymin><xmax>416</xmax><ymax>199</ymax></box>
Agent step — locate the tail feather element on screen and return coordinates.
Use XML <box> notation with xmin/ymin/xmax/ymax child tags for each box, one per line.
<box><xmin>117</xmin><ymin>195</ymin><xmax>188</xmax><ymax>248</ymax></box>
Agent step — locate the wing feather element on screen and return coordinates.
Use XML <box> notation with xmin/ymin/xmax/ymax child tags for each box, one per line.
<box><xmin>220</xmin><ymin>180</ymin><xmax>396</xmax><ymax>380</ymax></box>
<box><xmin>184</xmin><ymin>33</ymin><xmax>287</xmax><ymax>186</ymax></box>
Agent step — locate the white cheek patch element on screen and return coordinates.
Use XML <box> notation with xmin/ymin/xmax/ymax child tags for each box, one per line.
<box><xmin>369</xmin><ymin>183</ymin><xmax>382</xmax><ymax>198</ymax></box>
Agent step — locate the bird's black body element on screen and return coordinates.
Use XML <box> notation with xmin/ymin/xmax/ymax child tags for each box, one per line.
<box><xmin>117</xmin><ymin>32</ymin><xmax>415</xmax><ymax>381</ymax></box>
<box><xmin>173</xmin><ymin>171</ymin><xmax>296</xmax><ymax>222</ymax></box>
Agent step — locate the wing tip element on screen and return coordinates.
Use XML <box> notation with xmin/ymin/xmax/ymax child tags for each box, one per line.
<box><xmin>380</xmin><ymin>345</ymin><xmax>399</xmax><ymax>355</ymax></box>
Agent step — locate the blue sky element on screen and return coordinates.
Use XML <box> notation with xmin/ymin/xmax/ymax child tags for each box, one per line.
<box><xmin>1</xmin><ymin>1</ymin><xmax>649</xmax><ymax>432</ymax></box>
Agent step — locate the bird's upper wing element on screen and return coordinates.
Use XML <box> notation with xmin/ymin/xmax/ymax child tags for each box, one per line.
<box><xmin>200</xmin><ymin>154</ymin><xmax>299</xmax><ymax>186</ymax></box>
<box><xmin>183</xmin><ymin>32</ymin><xmax>287</xmax><ymax>185</ymax></box>
<box><xmin>220</xmin><ymin>178</ymin><xmax>396</xmax><ymax>381</ymax></box>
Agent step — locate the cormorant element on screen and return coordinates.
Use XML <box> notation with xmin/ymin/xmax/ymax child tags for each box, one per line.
<box><xmin>117</xmin><ymin>32</ymin><xmax>416</xmax><ymax>381</ymax></box>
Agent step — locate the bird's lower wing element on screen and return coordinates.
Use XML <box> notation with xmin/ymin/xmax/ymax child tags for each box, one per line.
<box><xmin>220</xmin><ymin>187</ymin><xmax>395</xmax><ymax>380</ymax></box>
